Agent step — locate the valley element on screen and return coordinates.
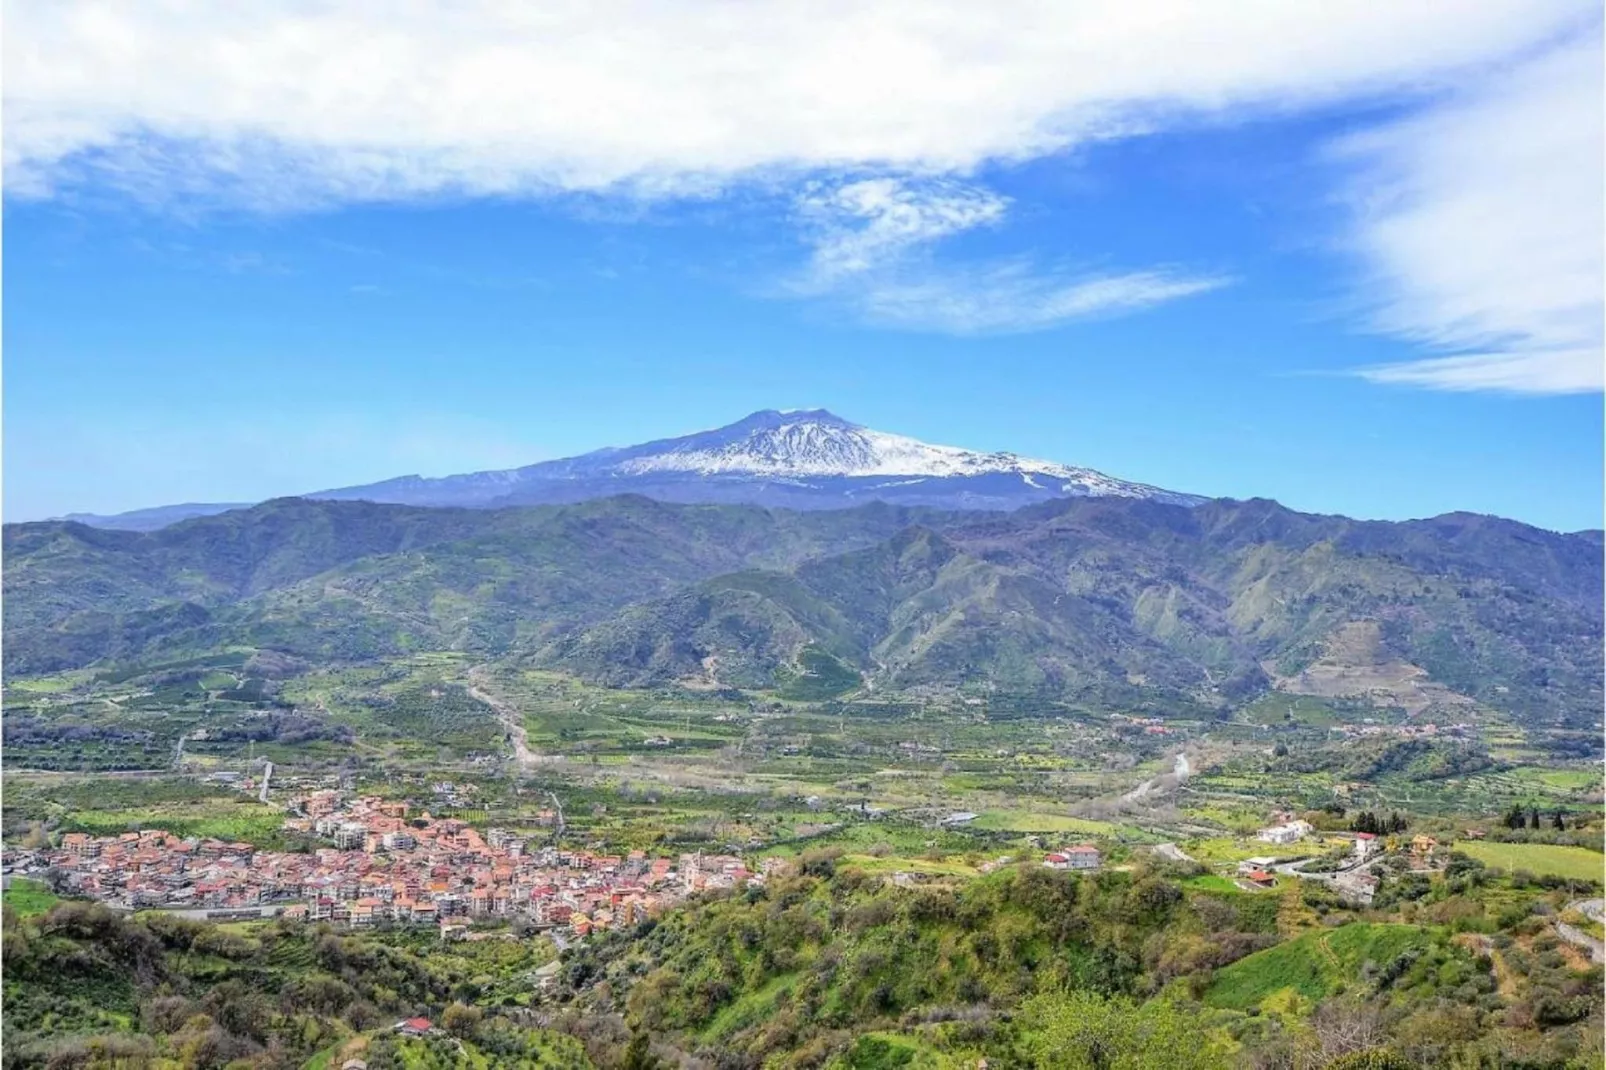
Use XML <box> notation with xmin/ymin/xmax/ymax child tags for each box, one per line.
<box><xmin>2</xmin><ymin>489</ymin><xmax>1601</xmax><ymax>1069</ymax></box>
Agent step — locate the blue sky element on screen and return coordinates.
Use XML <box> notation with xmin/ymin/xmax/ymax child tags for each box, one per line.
<box><xmin>4</xmin><ymin>3</ymin><xmax>1602</xmax><ymax>531</ymax></box>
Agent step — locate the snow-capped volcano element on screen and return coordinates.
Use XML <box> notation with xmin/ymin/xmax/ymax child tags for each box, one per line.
<box><xmin>599</xmin><ymin>410</ymin><xmax>1190</xmax><ymax>496</ymax></box>
<box><xmin>616</xmin><ymin>409</ymin><xmax>1060</xmax><ymax>478</ymax></box>
<box><xmin>60</xmin><ymin>410</ymin><xmax>1204</xmax><ymax>529</ymax></box>
<box><xmin>309</xmin><ymin>408</ymin><xmax>1202</xmax><ymax>511</ymax></box>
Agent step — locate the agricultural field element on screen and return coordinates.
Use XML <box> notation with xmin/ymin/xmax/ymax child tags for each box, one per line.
<box><xmin>1458</xmin><ymin>842</ymin><xmax>1606</xmax><ymax>884</ymax></box>
<box><xmin>4</xmin><ymin>642</ymin><xmax>1604</xmax><ymax>1068</ymax></box>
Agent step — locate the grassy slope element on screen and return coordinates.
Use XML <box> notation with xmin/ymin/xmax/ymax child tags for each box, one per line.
<box><xmin>1204</xmin><ymin>923</ymin><xmax>1448</xmax><ymax>1010</ymax></box>
<box><xmin>1459</xmin><ymin>842</ymin><xmax>1606</xmax><ymax>884</ymax></box>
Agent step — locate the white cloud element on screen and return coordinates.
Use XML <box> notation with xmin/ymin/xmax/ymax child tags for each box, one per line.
<box><xmin>850</xmin><ymin>263</ymin><xmax>1230</xmax><ymax>334</ymax></box>
<box><xmin>786</xmin><ymin>177</ymin><xmax>1226</xmax><ymax>331</ymax></box>
<box><xmin>4</xmin><ymin>2</ymin><xmax>1590</xmax><ymax>206</ymax></box>
<box><xmin>2</xmin><ymin>3</ymin><xmax>1599</xmax><ymax>354</ymax></box>
<box><xmin>1340</xmin><ymin>35</ymin><xmax>1604</xmax><ymax>395</ymax></box>
<box><xmin>795</xmin><ymin>178</ymin><xmax>1008</xmax><ymax>285</ymax></box>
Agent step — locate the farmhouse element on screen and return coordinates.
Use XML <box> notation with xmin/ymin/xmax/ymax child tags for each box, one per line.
<box><xmin>1242</xmin><ymin>869</ymin><xmax>1277</xmax><ymax>888</ymax></box>
<box><xmin>1044</xmin><ymin>844</ymin><xmax>1101</xmax><ymax>871</ymax></box>
<box><xmin>1352</xmin><ymin>832</ymin><xmax>1379</xmax><ymax>860</ymax></box>
<box><xmin>1257</xmin><ymin>820</ymin><xmax>1312</xmax><ymax>845</ymax></box>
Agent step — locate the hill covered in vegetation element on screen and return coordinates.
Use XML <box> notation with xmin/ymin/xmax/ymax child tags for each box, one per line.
<box><xmin>5</xmin><ymin>495</ymin><xmax>1600</xmax><ymax>726</ymax></box>
<box><xmin>6</xmin><ymin>850</ymin><xmax>1600</xmax><ymax>1069</ymax></box>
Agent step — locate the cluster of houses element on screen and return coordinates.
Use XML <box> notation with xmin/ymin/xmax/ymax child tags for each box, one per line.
<box><xmin>1333</xmin><ymin>721</ymin><xmax>1475</xmax><ymax>740</ymax></box>
<box><xmin>1233</xmin><ymin>816</ymin><xmax>1445</xmax><ymax>905</ymax></box>
<box><xmin>19</xmin><ymin>793</ymin><xmax>777</xmax><ymax>941</ymax></box>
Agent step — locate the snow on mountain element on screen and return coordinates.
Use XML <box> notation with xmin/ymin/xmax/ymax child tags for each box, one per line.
<box><xmin>55</xmin><ymin>410</ymin><xmax>1205</xmax><ymax>528</ymax></box>
<box><xmin>616</xmin><ymin>411</ymin><xmax>1048</xmax><ymax>478</ymax></box>
<box><xmin>601</xmin><ymin>410</ymin><xmax>1189</xmax><ymax>498</ymax></box>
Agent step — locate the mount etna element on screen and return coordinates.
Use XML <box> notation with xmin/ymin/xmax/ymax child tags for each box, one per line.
<box><xmin>60</xmin><ymin>410</ymin><xmax>1202</xmax><ymax>530</ymax></box>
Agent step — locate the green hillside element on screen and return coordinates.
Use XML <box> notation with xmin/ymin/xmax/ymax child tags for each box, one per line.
<box><xmin>5</xmin><ymin>495</ymin><xmax>1600</xmax><ymax>724</ymax></box>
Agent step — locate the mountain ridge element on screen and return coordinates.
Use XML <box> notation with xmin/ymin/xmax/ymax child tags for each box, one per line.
<box><xmin>51</xmin><ymin>410</ymin><xmax>1202</xmax><ymax>529</ymax></box>
<box><xmin>7</xmin><ymin>493</ymin><xmax>1600</xmax><ymax>728</ymax></box>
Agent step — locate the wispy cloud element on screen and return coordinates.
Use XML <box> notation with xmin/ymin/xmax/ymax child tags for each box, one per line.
<box><xmin>795</xmin><ymin>178</ymin><xmax>1008</xmax><ymax>285</ymax></box>
<box><xmin>785</xmin><ymin>177</ymin><xmax>1225</xmax><ymax>332</ymax></box>
<box><xmin>851</xmin><ymin>264</ymin><xmax>1229</xmax><ymax>334</ymax></box>
<box><xmin>1338</xmin><ymin>34</ymin><xmax>1603</xmax><ymax>395</ymax></box>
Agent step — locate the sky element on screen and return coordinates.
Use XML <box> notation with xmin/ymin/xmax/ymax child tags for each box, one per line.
<box><xmin>3</xmin><ymin>2</ymin><xmax>1602</xmax><ymax>532</ymax></box>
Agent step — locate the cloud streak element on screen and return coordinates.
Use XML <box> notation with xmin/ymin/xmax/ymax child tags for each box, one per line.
<box><xmin>1339</xmin><ymin>34</ymin><xmax>1603</xmax><ymax>395</ymax></box>
<box><xmin>786</xmin><ymin>177</ymin><xmax>1226</xmax><ymax>331</ymax></box>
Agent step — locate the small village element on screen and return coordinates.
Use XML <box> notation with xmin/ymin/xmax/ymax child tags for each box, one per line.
<box><xmin>11</xmin><ymin>790</ymin><xmax>779</xmax><ymax>941</ymax></box>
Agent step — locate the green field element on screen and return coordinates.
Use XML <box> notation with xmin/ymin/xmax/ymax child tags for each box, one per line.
<box><xmin>1183</xmin><ymin>874</ymin><xmax>1244</xmax><ymax>894</ymax></box>
<box><xmin>2</xmin><ymin>878</ymin><xmax>60</xmax><ymax>918</ymax></box>
<box><xmin>1205</xmin><ymin>923</ymin><xmax>1441</xmax><ymax>1010</ymax></box>
<box><xmin>1458</xmin><ymin>841</ymin><xmax>1605</xmax><ymax>884</ymax></box>
<box><xmin>969</xmin><ymin>810</ymin><xmax>1115</xmax><ymax>835</ymax></box>
<box><xmin>1501</xmin><ymin>766</ymin><xmax>1602</xmax><ymax>792</ymax></box>
<box><xmin>60</xmin><ymin>801</ymin><xmax>292</xmax><ymax>847</ymax></box>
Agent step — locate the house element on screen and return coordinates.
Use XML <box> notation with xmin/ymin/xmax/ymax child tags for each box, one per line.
<box><xmin>395</xmin><ymin>1017</ymin><xmax>433</xmax><ymax>1037</ymax></box>
<box><xmin>341</xmin><ymin>1061</ymin><xmax>368</xmax><ymax>1070</ymax></box>
<box><xmin>1352</xmin><ymin>832</ymin><xmax>1378</xmax><ymax>860</ymax></box>
<box><xmin>532</xmin><ymin>959</ymin><xmax>563</xmax><ymax>991</ymax></box>
<box><xmin>1257</xmin><ymin>820</ymin><xmax>1312</xmax><ymax>845</ymax></box>
<box><xmin>1237</xmin><ymin>858</ymin><xmax>1278</xmax><ymax>877</ymax></box>
<box><xmin>1044</xmin><ymin>844</ymin><xmax>1101</xmax><ymax>871</ymax></box>
<box><xmin>1243</xmin><ymin>869</ymin><xmax>1277</xmax><ymax>888</ymax></box>
<box><xmin>1334</xmin><ymin>870</ymin><xmax>1378</xmax><ymax>906</ymax></box>
<box><xmin>1411</xmin><ymin>835</ymin><xmax>1438</xmax><ymax>857</ymax></box>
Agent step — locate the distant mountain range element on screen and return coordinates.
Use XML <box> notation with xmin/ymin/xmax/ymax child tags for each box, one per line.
<box><xmin>59</xmin><ymin>410</ymin><xmax>1203</xmax><ymax>530</ymax></box>
<box><xmin>8</xmin><ymin>494</ymin><xmax>1601</xmax><ymax>729</ymax></box>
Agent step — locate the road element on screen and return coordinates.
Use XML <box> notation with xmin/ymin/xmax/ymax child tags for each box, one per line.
<box><xmin>1557</xmin><ymin>899</ymin><xmax>1605</xmax><ymax>965</ymax></box>
<box><xmin>466</xmin><ymin>666</ymin><xmax>557</xmax><ymax>770</ymax></box>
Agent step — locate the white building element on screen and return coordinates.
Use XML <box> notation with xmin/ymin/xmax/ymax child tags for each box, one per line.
<box><xmin>333</xmin><ymin>824</ymin><xmax>366</xmax><ymax>850</ymax></box>
<box><xmin>1352</xmin><ymin>832</ymin><xmax>1379</xmax><ymax>859</ymax></box>
<box><xmin>1257</xmin><ymin>820</ymin><xmax>1312</xmax><ymax>845</ymax></box>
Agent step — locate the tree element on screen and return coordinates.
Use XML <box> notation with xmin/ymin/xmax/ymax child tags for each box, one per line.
<box><xmin>1018</xmin><ymin>990</ymin><xmax>1230</xmax><ymax>1069</ymax></box>
<box><xmin>621</xmin><ymin>1029</ymin><xmax>660</xmax><ymax>1070</ymax></box>
<box><xmin>1551</xmin><ymin>810</ymin><xmax>1567</xmax><ymax>830</ymax></box>
<box><xmin>441</xmin><ymin>1001</ymin><xmax>482</xmax><ymax>1038</ymax></box>
<box><xmin>1528</xmin><ymin>808</ymin><xmax>1540</xmax><ymax>830</ymax></box>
